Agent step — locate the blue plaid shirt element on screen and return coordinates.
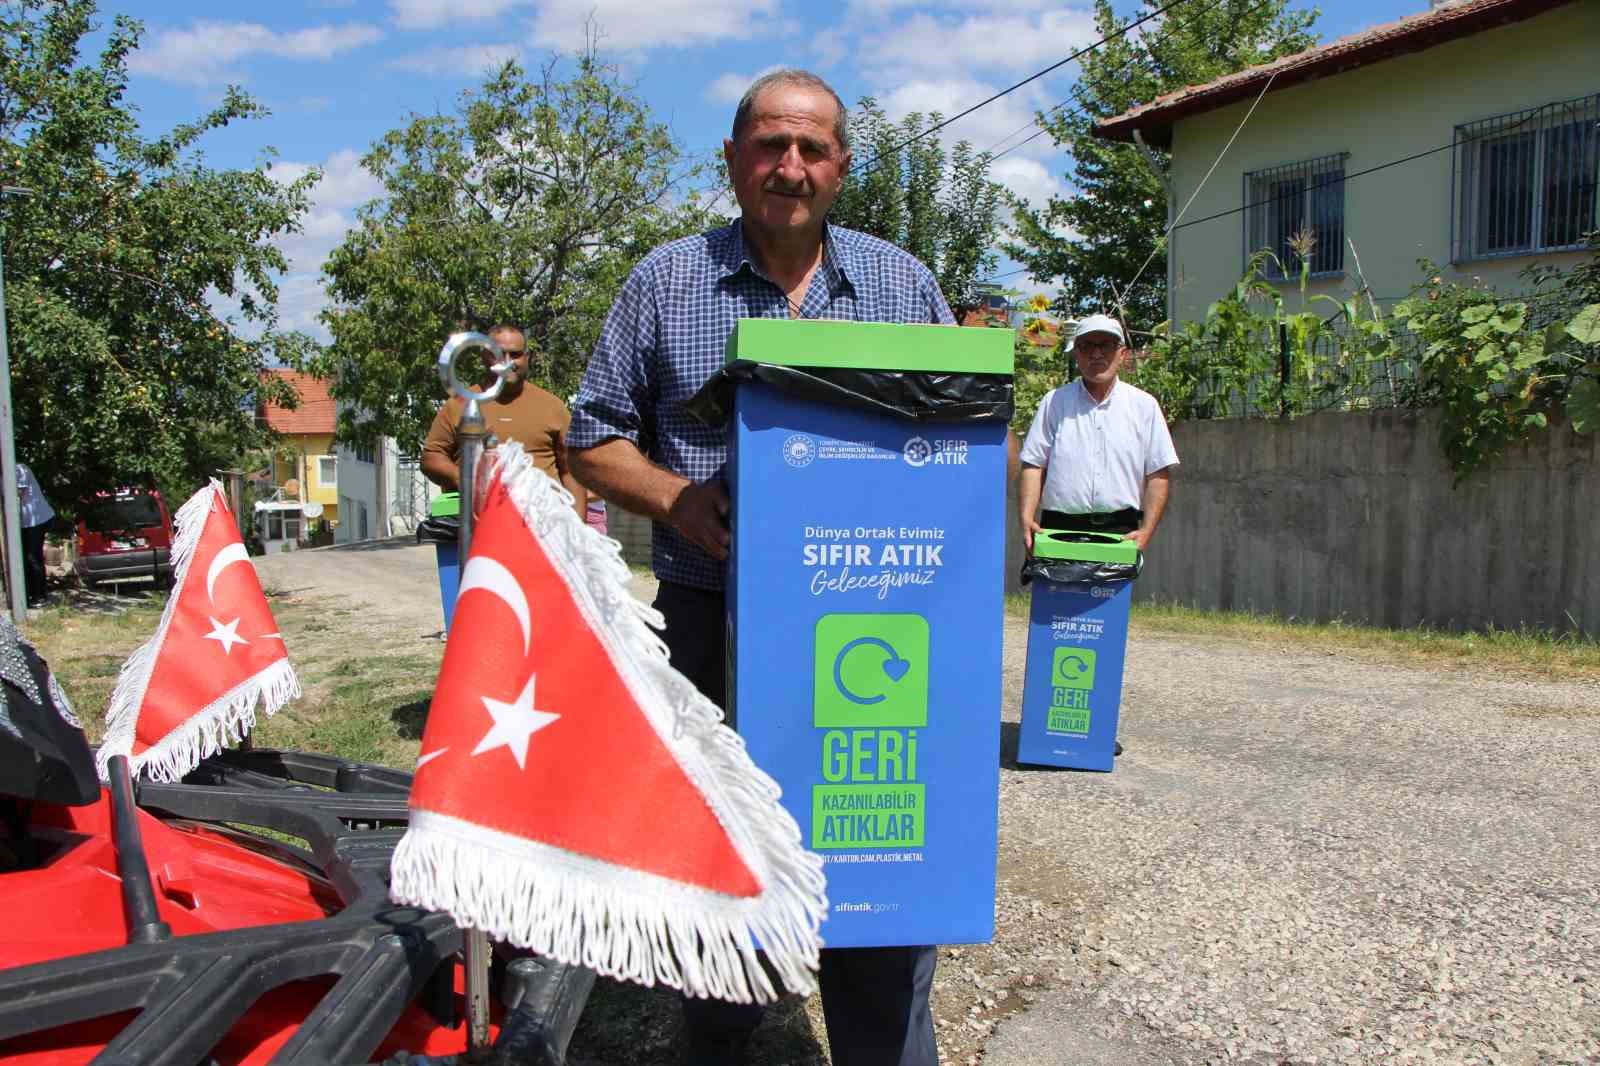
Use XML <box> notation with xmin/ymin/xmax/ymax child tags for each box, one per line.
<box><xmin>570</xmin><ymin>221</ymin><xmax>955</xmax><ymax>591</ymax></box>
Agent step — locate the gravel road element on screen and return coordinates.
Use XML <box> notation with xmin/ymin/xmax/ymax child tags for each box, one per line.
<box><xmin>252</xmin><ymin>540</ymin><xmax>1600</xmax><ymax>1065</ymax></box>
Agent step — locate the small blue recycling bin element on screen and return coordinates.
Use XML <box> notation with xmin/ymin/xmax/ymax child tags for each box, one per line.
<box><xmin>1017</xmin><ymin>531</ymin><xmax>1141</xmax><ymax>771</ymax></box>
<box><xmin>419</xmin><ymin>492</ymin><xmax>461</xmax><ymax>631</ymax></box>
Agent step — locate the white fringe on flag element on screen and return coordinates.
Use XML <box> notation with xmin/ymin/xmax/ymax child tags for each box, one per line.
<box><xmin>96</xmin><ymin>481</ymin><xmax>301</xmax><ymax>784</ymax></box>
<box><xmin>389</xmin><ymin>445</ymin><xmax>827</xmax><ymax>1004</ymax></box>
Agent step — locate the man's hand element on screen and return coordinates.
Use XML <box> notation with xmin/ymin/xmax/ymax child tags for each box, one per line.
<box><xmin>1021</xmin><ymin>516</ymin><xmax>1043</xmax><ymax>555</ymax></box>
<box><xmin>668</xmin><ymin>479</ymin><xmax>731</xmax><ymax>560</ymax></box>
<box><xmin>1123</xmin><ymin>528</ymin><xmax>1152</xmax><ymax>552</ymax></box>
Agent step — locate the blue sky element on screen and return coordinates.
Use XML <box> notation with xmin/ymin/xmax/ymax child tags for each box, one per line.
<box><xmin>101</xmin><ymin>0</ymin><xmax>1416</xmax><ymax>337</ymax></box>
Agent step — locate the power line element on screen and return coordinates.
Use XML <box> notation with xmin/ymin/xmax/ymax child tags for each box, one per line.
<box><xmin>1113</xmin><ymin>69</ymin><xmax>1278</xmax><ymax>311</ymax></box>
<box><xmin>846</xmin><ymin>0</ymin><xmax>1202</xmax><ymax>182</ymax></box>
<box><xmin>981</xmin><ymin>0</ymin><xmax>1271</xmax><ymax>163</ymax></box>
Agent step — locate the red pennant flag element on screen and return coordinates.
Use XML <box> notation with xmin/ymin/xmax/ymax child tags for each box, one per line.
<box><xmin>390</xmin><ymin>446</ymin><xmax>825</xmax><ymax>1004</ymax></box>
<box><xmin>97</xmin><ymin>481</ymin><xmax>300</xmax><ymax>782</ymax></box>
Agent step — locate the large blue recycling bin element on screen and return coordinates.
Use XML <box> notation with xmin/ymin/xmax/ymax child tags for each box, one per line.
<box><xmin>725</xmin><ymin>319</ymin><xmax>1012</xmax><ymax>948</ymax></box>
<box><xmin>1017</xmin><ymin>531</ymin><xmax>1139</xmax><ymax>771</ymax></box>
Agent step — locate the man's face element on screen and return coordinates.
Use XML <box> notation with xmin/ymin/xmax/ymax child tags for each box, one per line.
<box><xmin>1072</xmin><ymin>331</ymin><xmax>1126</xmax><ymax>389</ymax></box>
<box><xmin>486</xmin><ymin>330</ymin><xmax>529</xmax><ymax>389</ymax></box>
<box><xmin>723</xmin><ymin>84</ymin><xmax>851</xmax><ymax>243</ymax></box>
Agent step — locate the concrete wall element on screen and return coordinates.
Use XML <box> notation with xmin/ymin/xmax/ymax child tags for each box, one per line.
<box><xmin>607</xmin><ymin>411</ymin><xmax>1598</xmax><ymax>636</ymax></box>
<box><xmin>1130</xmin><ymin>409</ymin><xmax>1599</xmax><ymax>634</ymax></box>
<box><xmin>1167</xmin><ymin>2</ymin><xmax>1599</xmax><ymax>325</ymax></box>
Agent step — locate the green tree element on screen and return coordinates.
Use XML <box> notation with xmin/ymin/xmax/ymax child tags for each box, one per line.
<box><xmin>830</xmin><ymin>99</ymin><xmax>1005</xmax><ymax>312</ymax></box>
<box><xmin>1003</xmin><ymin>0</ymin><xmax>1318</xmax><ymax>329</ymax></box>
<box><xmin>1</xmin><ymin>0</ymin><xmax>316</xmax><ymax>511</ymax></box>
<box><xmin>316</xmin><ymin>50</ymin><xmax>718</xmax><ymax>452</ymax></box>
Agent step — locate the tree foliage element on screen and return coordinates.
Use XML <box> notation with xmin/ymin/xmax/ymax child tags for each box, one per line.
<box><xmin>1395</xmin><ymin>248</ymin><xmax>1600</xmax><ymax>479</ymax></box>
<box><xmin>0</xmin><ymin>0</ymin><xmax>316</xmax><ymax>511</ymax></box>
<box><xmin>829</xmin><ymin>99</ymin><xmax>1004</xmax><ymax>313</ymax></box>
<box><xmin>315</xmin><ymin>50</ymin><xmax>718</xmax><ymax>452</ymax></box>
<box><xmin>1003</xmin><ymin>0</ymin><xmax>1317</xmax><ymax>329</ymax></box>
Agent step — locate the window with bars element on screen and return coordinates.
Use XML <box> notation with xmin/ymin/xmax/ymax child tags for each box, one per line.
<box><xmin>1454</xmin><ymin>93</ymin><xmax>1599</xmax><ymax>262</ymax></box>
<box><xmin>317</xmin><ymin>455</ymin><xmax>337</xmax><ymax>485</ymax></box>
<box><xmin>1244</xmin><ymin>153</ymin><xmax>1347</xmax><ymax>280</ymax></box>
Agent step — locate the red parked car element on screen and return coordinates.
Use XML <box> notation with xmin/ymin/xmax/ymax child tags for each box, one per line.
<box><xmin>74</xmin><ymin>487</ymin><xmax>174</xmax><ymax>589</ymax></box>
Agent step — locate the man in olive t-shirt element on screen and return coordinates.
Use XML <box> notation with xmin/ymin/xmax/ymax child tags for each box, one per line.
<box><xmin>421</xmin><ymin>325</ymin><xmax>585</xmax><ymax>517</ymax></box>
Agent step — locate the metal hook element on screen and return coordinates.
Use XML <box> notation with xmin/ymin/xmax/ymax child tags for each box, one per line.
<box><xmin>437</xmin><ymin>331</ymin><xmax>511</xmax><ymax>405</ymax></box>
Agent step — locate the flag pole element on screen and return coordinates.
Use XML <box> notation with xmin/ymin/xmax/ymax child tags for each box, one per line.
<box><xmin>436</xmin><ymin>331</ymin><xmax>510</xmax><ymax>1055</ymax></box>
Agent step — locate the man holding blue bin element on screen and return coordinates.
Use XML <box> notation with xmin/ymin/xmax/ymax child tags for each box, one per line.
<box><xmin>1017</xmin><ymin>313</ymin><xmax>1178</xmax><ymax>551</ymax></box>
<box><xmin>1017</xmin><ymin>313</ymin><xmax>1178</xmax><ymax>761</ymax></box>
<box><xmin>569</xmin><ymin>67</ymin><xmax>948</xmax><ymax>1066</ymax></box>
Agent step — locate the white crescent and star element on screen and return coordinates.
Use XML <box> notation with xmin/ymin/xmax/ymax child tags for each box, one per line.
<box><xmin>203</xmin><ymin>616</ymin><xmax>250</xmax><ymax>655</ymax></box>
<box><xmin>205</xmin><ymin>542</ymin><xmax>252</xmax><ymax>603</ymax></box>
<box><xmin>457</xmin><ymin>556</ymin><xmax>532</xmax><ymax>655</ymax></box>
<box><xmin>470</xmin><ymin>672</ymin><xmax>559</xmax><ymax>770</ymax></box>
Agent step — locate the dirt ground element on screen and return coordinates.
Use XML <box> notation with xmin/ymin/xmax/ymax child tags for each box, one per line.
<box><xmin>243</xmin><ymin>540</ymin><xmax>1600</xmax><ymax>1066</ymax></box>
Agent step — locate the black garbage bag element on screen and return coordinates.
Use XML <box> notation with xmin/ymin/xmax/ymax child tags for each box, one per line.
<box><xmin>686</xmin><ymin>360</ymin><xmax>1014</xmax><ymax>427</ymax></box>
<box><xmin>0</xmin><ymin>615</ymin><xmax>98</xmax><ymax>805</ymax></box>
<box><xmin>416</xmin><ymin>514</ymin><xmax>461</xmax><ymax>545</ymax></box>
<box><xmin>1019</xmin><ymin>555</ymin><xmax>1143</xmax><ymax>588</ymax></box>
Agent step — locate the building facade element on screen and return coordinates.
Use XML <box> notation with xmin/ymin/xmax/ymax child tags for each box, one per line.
<box><xmin>1096</xmin><ymin>0</ymin><xmax>1598</xmax><ymax>325</ymax></box>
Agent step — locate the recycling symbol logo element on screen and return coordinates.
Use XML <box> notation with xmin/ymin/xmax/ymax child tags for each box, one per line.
<box><xmin>813</xmin><ymin>614</ymin><xmax>929</xmax><ymax>728</ymax></box>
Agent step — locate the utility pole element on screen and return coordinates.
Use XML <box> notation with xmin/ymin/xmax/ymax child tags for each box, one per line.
<box><xmin>0</xmin><ymin>186</ymin><xmax>37</xmax><ymax>622</ymax></box>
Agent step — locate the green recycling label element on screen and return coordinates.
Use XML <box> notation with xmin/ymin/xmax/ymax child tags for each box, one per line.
<box><xmin>1047</xmin><ymin>646</ymin><xmax>1097</xmax><ymax>734</ymax></box>
<box><xmin>813</xmin><ymin>613</ymin><xmax>929</xmax><ymax>728</ymax></box>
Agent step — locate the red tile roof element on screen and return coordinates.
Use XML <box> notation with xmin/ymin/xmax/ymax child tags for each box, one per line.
<box><xmin>1095</xmin><ymin>0</ymin><xmax>1577</xmax><ymax>148</ymax></box>
<box><xmin>259</xmin><ymin>370</ymin><xmax>336</xmax><ymax>436</ymax></box>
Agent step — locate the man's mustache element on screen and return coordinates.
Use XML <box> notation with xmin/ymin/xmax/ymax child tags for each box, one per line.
<box><xmin>763</xmin><ymin>180</ymin><xmax>812</xmax><ymax>196</ymax></box>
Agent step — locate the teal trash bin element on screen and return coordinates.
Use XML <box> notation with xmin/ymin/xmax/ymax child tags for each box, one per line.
<box><xmin>417</xmin><ymin>492</ymin><xmax>461</xmax><ymax>630</ymax></box>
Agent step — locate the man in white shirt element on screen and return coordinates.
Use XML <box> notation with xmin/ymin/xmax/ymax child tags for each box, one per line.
<box><xmin>1018</xmin><ymin>313</ymin><xmax>1179</xmax><ymax>552</ymax></box>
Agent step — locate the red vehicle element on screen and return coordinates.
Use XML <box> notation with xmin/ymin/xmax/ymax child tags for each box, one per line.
<box><xmin>0</xmin><ymin>628</ymin><xmax>594</xmax><ymax>1065</ymax></box>
<box><xmin>75</xmin><ymin>487</ymin><xmax>175</xmax><ymax>589</ymax></box>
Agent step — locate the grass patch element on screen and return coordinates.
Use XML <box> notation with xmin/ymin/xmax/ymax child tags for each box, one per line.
<box><xmin>1006</xmin><ymin>594</ymin><xmax>1600</xmax><ymax>681</ymax></box>
<box><xmin>25</xmin><ymin>591</ymin><xmax>442</xmax><ymax>767</ymax></box>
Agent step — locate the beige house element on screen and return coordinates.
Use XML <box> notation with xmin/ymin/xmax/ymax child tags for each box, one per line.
<box><xmin>1096</xmin><ymin>0</ymin><xmax>1599</xmax><ymax>325</ymax></box>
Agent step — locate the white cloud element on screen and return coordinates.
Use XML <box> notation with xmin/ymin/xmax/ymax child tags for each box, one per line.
<box><xmin>704</xmin><ymin>66</ymin><xmax>783</xmax><ymax>105</ymax></box>
<box><xmin>875</xmin><ymin>78</ymin><xmax>1049</xmax><ymax>156</ymax></box>
<box><xmin>532</xmin><ymin>0</ymin><xmax>781</xmax><ymax>53</ymax></box>
<box><xmin>388</xmin><ymin>42</ymin><xmax>522</xmax><ymax>75</ymax></box>
<box><xmin>389</xmin><ymin>0</ymin><xmax>530</xmax><ymax>30</ymax></box>
<box><xmin>846</xmin><ymin>0</ymin><xmax>1075</xmax><ymax>18</ymax></box>
<box><xmin>862</xmin><ymin>9</ymin><xmax>1097</xmax><ymax>81</ymax></box>
<box><xmin>268</xmin><ymin>149</ymin><xmax>385</xmax><ymax>212</ymax></box>
<box><xmin>129</xmin><ymin>21</ymin><xmax>384</xmax><ymax>85</ymax></box>
<box><xmin>990</xmin><ymin>155</ymin><xmax>1066</xmax><ymax>210</ymax></box>
<box><xmin>257</xmin><ymin>150</ymin><xmax>388</xmax><ymax>340</ymax></box>
<box><xmin>811</xmin><ymin>28</ymin><xmax>848</xmax><ymax>70</ymax></box>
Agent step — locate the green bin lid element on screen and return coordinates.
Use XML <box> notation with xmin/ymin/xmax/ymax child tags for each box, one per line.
<box><xmin>428</xmin><ymin>492</ymin><xmax>460</xmax><ymax>518</ymax></box>
<box><xmin>1033</xmin><ymin>529</ymin><xmax>1139</xmax><ymax>565</ymax></box>
<box><xmin>725</xmin><ymin>318</ymin><xmax>1014</xmax><ymax>376</ymax></box>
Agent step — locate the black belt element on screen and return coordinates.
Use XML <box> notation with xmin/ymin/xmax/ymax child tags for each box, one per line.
<box><xmin>1040</xmin><ymin>508</ymin><xmax>1142</xmax><ymax>534</ymax></box>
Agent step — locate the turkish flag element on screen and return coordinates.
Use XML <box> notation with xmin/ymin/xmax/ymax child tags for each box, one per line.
<box><xmin>97</xmin><ymin>482</ymin><xmax>300</xmax><ymax>783</ymax></box>
<box><xmin>390</xmin><ymin>445</ymin><xmax>825</xmax><ymax>1005</ymax></box>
